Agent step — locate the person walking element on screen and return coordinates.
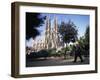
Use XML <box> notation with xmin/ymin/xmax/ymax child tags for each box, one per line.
<box><xmin>73</xmin><ymin>43</ymin><xmax>84</xmax><ymax>62</ymax></box>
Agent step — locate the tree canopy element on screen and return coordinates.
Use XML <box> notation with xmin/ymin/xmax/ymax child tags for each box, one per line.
<box><xmin>26</xmin><ymin>13</ymin><xmax>45</xmax><ymax>40</ymax></box>
<box><xmin>58</xmin><ymin>20</ymin><xmax>78</xmax><ymax>44</ymax></box>
<box><xmin>85</xmin><ymin>26</ymin><xmax>89</xmax><ymax>44</ymax></box>
<box><xmin>78</xmin><ymin>26</ymin><xmax>89</xmax><ymax>56</ymax></box>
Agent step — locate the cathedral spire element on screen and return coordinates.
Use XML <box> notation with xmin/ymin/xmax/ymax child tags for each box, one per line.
<box><xmin>45</xmin><ymin>16</ymin><xmax>48</xmax><ymax>31</ymax></box>
<box><xmin>54</xmin><ymin>16</ymin><xmax>58</xmax><ymax>32</ymax></box>
<box><xmin>45</xmin><ymin>16</ymin><xmax>51</xmax><ymax>32</ymax></box>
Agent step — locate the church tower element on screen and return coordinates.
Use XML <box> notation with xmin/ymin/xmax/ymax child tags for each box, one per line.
<box><xmin>53</xmin><ymin>16</ymin><xmax>59</xmax><ymax>48</ymax></box>
<box><xmin>45</xmin><ymin>16</ymin><xmax>51</xmax><ymax>49</ymax></box>
<box><xmin>54</xmin><ymin>16</ymin><xmax>58</xmax><ymax>33</ymax></box>
<box><xmin>44</xmin><ymin>16</ymin><xmax>63</xmax><ymax>50</ymax></box>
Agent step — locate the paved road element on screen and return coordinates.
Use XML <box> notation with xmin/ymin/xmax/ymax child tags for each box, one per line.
<box><xmin>26</xmin><ymin>56</ymin><xmax>89</xmax><ymax>67</ymax></box>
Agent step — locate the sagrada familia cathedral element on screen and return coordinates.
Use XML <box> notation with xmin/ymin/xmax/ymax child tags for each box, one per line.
<box><xmin>32</xmin><ymin>16</ymin><xmax>64</xmax><ymax>52</ymax></box>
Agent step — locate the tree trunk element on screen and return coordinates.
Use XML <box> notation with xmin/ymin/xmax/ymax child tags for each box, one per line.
<box><xmin>64</xmin><ymin>43</ymin><xmax>67</xmax><ymax>59</ymax></box>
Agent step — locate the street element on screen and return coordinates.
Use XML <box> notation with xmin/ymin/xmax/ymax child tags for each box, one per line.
<box><xmin>26</xmin><ymin>56</ymin><xmax>89</xmax><ymax>67</ymax></box>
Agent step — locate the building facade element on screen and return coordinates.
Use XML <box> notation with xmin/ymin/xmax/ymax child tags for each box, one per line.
<box><xmin>32</xmin><ymin>16</ymin><xmax>64</xmax><ymax>52</ymax></box>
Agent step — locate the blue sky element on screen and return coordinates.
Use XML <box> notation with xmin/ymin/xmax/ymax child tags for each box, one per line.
<box><xmin>26</xmin><ymin>13</ymin><xmax>90</xmax><ymax>47</ymax></box>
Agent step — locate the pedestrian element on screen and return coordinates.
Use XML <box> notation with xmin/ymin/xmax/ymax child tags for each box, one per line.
<box><xmin>73</xmin><ymin>43</ymin><xmax>84</xmax><ymax>62</ymax></box>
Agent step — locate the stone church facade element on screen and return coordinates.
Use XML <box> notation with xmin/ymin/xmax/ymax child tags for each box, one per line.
<box><xmin>32</xmin><ymin>16</ymin><xmax>64</xmax><ymax>52</ymax></box>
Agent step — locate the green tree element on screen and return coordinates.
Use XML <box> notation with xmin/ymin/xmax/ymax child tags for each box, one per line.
<box><xmin>84</xmin><ymin>26</ymin><xmax>89</xmax><ymax>56</ymax></box>
<box><xmin>58</xmin><ymin>20</ymin><xmax>78</xmax><ymax>59</ymax></box>
<box><xmin>58</xmin><ymin>20</ymin><xmax>78</xmax><ymax>44</ymax></box>
<box><xmin>85</xmin><ymin>26</ymin><xmax>89</xmax><ymax>44</ymax></box>
<box><xmin>26</xmin><ymin>13</ymin><xmax>46</xmax><ymax>40</ymax></box>
<box><xmin>78</xmin><ymin>26</ymin><xmax>89</xmax><ymax>56</ymax></box>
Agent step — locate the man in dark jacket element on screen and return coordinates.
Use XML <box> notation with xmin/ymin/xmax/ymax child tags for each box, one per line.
<box><xmin>73</xmin><ymin>43</ymin><xmax>84</xmax><ymax>62</ymax></box>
